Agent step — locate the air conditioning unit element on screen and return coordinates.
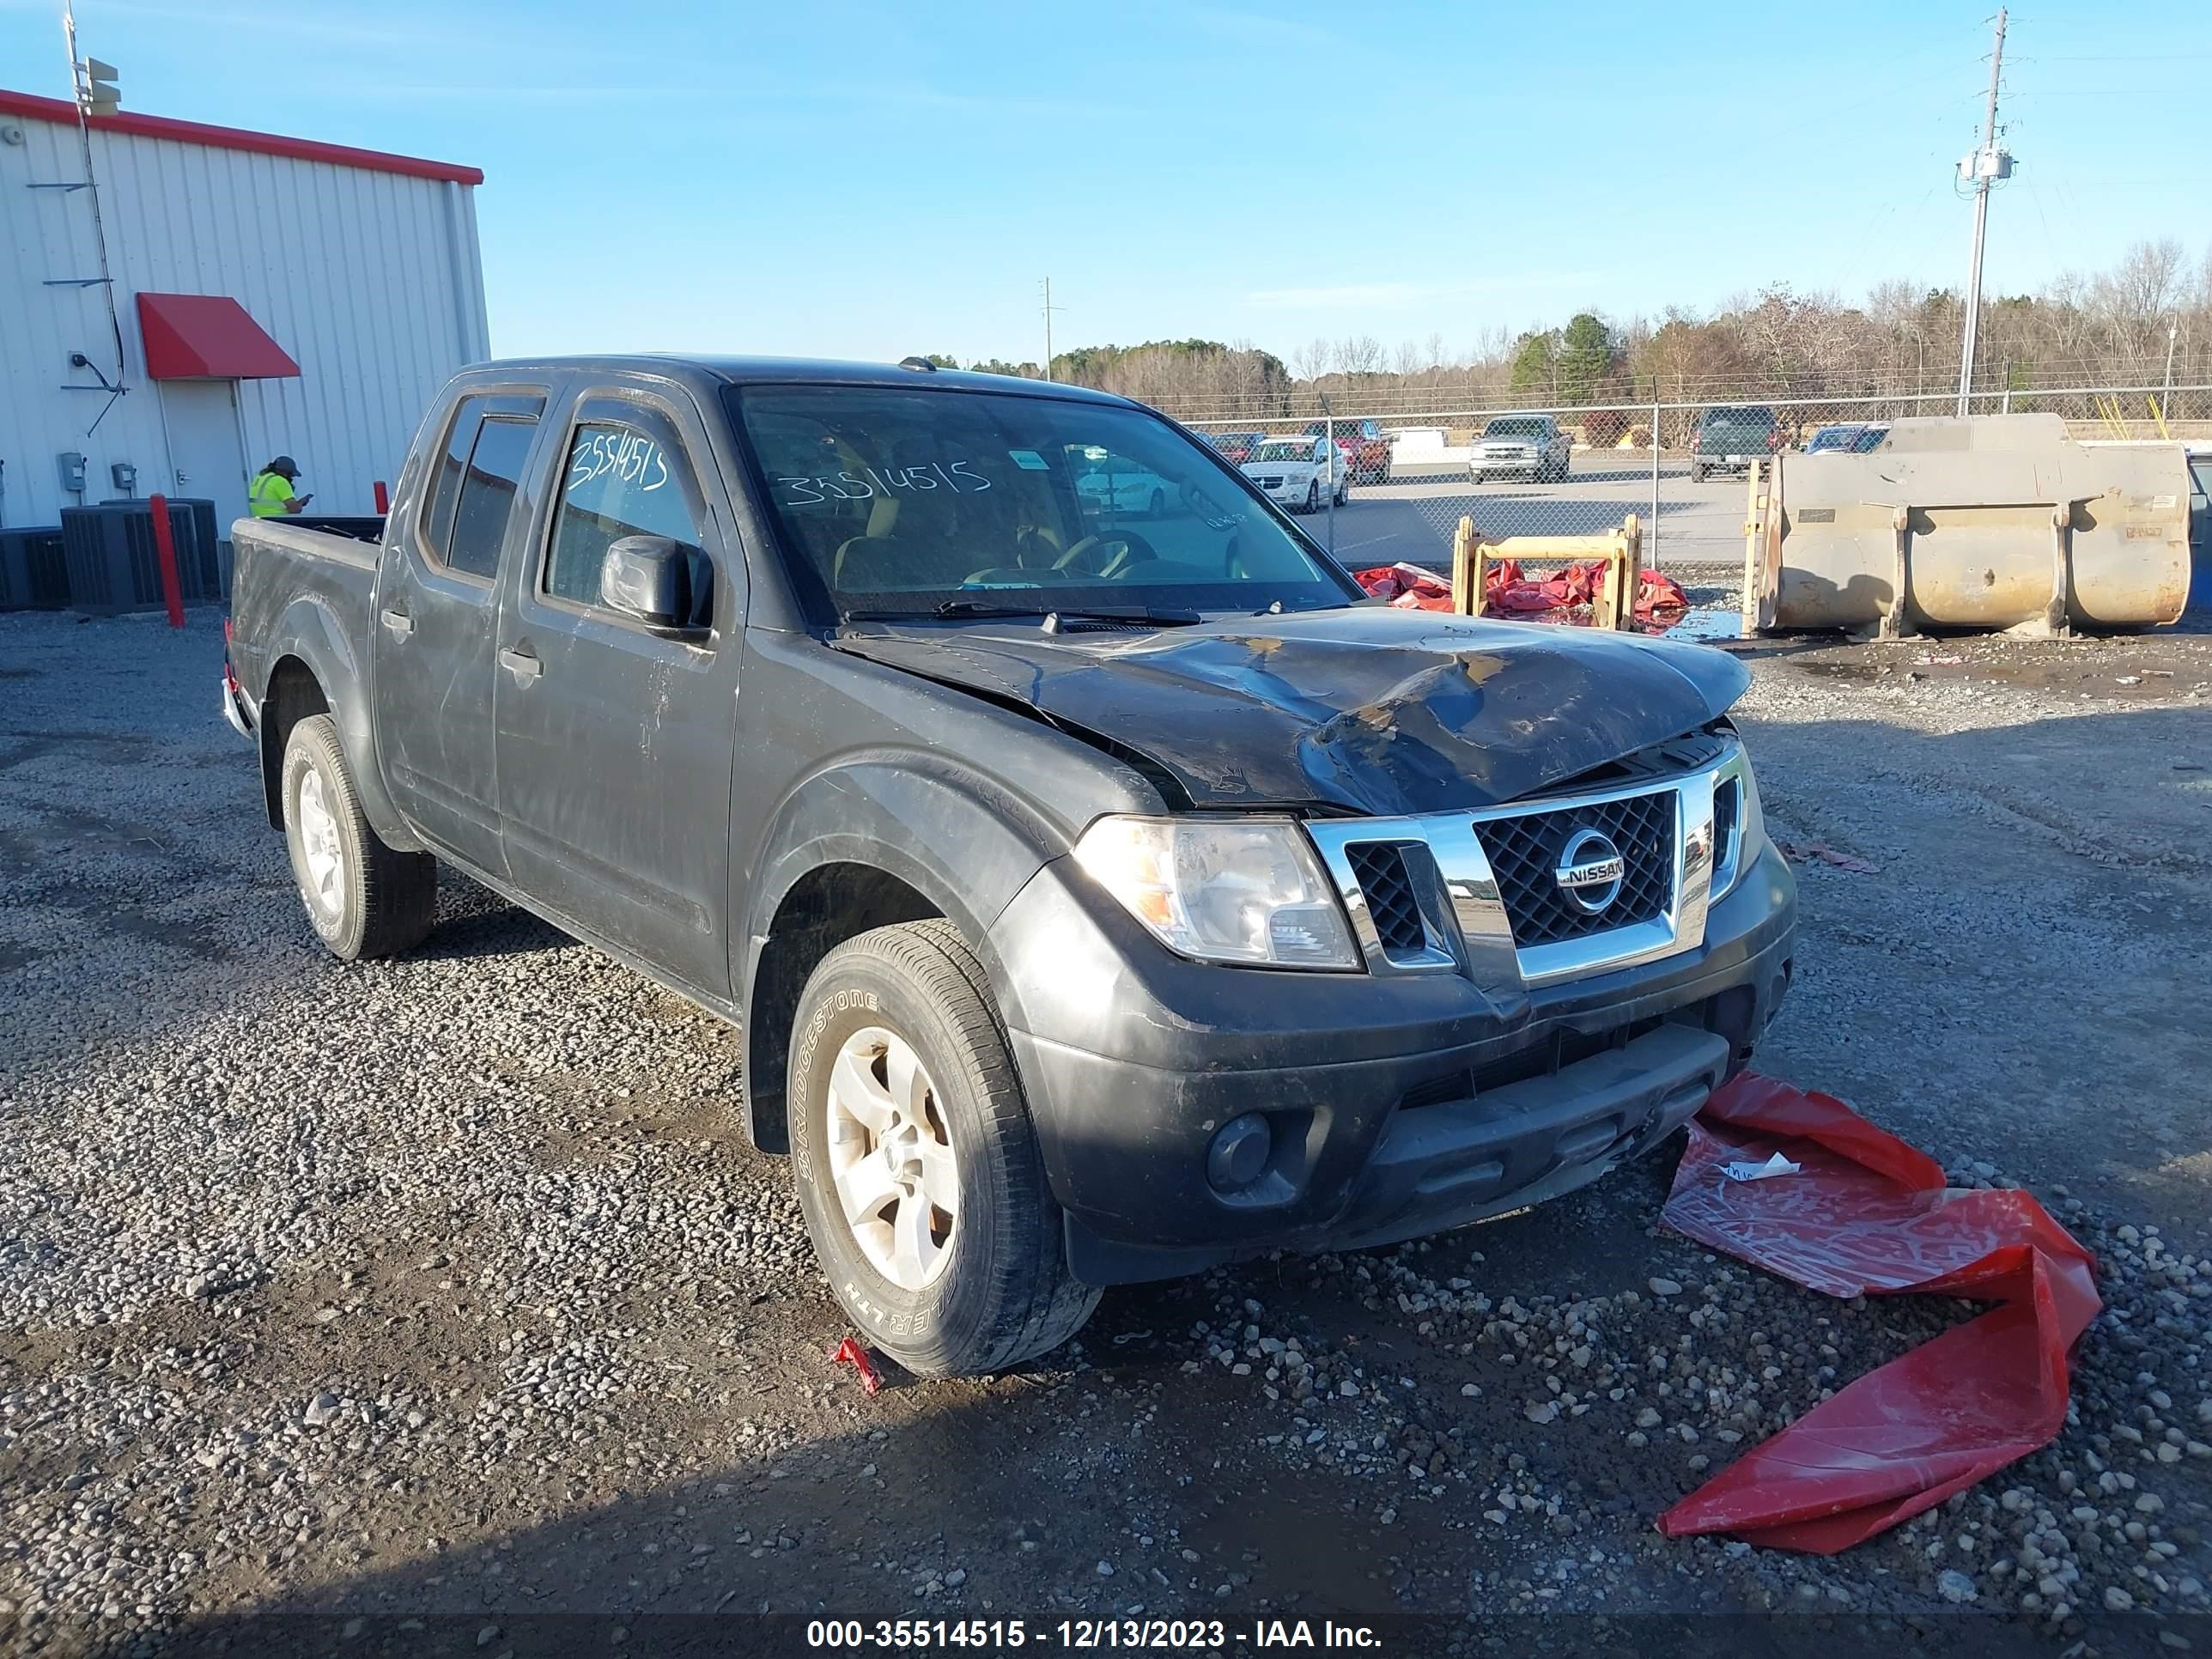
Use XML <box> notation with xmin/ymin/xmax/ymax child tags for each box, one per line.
<box><xmin>0</xmin><ymin>526</ymin><xmax>70</xmax><ymax>611</ymax></box>
<box><xmin>60</xmin><ymin>499</ymin><xmax>222</xmax><ymax>615</ymax></box>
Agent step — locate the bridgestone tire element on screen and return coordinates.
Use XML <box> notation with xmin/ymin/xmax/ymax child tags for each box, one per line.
<box><xmin>281</xmin><ymin>714</ymin><xmax>437</xmax><ymax>962</ymax></box>
<box><xmin>788</xmin><ymin>920</ymin><xmax>1099</xmax><ymax>1376</ymax></box>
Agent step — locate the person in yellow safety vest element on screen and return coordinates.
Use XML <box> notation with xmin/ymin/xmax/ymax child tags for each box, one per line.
<box><xmin>248</xmin><ymin>456</ymin><xmax>313</xmax><ymax>517</ymax></box>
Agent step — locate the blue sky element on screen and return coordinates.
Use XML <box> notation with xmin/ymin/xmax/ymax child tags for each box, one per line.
<box><xmin>3</xmin><ymin>0</ymin><xmax>2204</xmax><ymax>364</ymax></box>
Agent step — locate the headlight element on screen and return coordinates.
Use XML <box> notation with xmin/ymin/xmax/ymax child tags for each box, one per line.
<box><xmin>1073</xmin><ymin>816</ymin><xmax>1360</xmax><ymax>970</ymax></box>
<box><xmin>1713</xmin><ymin>754</ymin><xmax>1767</xmax><ymax>899</ymax></box>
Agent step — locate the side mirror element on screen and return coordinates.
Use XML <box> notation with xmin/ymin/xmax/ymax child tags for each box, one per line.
<box><xmin>599</xmin><ymin>534</ymin><xmax>693</xmax><ymax>628</ymax></box>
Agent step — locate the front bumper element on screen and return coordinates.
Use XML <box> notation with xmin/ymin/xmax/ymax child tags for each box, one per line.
<box><xmin>1472</xmin><ymin>453</ymin><xmax>1543</xmax><ymax>476</ymax></box>
<box><xmin>993</xmin><ymin>836</ymin><xmax>1796</xmax><ymax>1285</ymax></box>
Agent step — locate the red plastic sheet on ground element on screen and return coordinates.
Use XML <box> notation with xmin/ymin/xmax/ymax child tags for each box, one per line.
<box><xmin>831</xmin><ymin>1334</ymin><xmax>883</xmax><ymax>1396</ymax></box>
<box><xmin>1350</xmin><ymin>560</ymin><xmax>1690</xmax><ymax>625</ymax></box>
<box><xmin>1352</xmin><ymin>562</ymin><xmax>1455</xmax><ymax>612</ymax></box>
<box><xmin>1656</xmin><ymin>1073</ymin><xmax>2100</xmax><ymax>1554</ymax></box>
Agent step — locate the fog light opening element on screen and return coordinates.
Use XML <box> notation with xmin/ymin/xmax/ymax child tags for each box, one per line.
<box><xmin>1206</xmin><ymin>1114</ymin><xmax>1274</xmax><ymax>1194</ymax></box>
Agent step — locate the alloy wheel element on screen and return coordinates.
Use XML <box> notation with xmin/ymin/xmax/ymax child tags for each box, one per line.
<box><xmin>824</xmin><ymin>1026</ymin><xmax>960</xmax><ymax>1290</ymax></box>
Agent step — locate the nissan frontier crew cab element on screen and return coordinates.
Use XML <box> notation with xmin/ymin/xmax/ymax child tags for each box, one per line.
<box><xmin>223</xmin><ymin>356</ymin><xmax>1796</xmax><ymax>1376</ymax></box>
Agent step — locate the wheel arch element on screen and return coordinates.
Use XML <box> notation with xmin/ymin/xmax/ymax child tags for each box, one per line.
<box><xmin>255</xmin><ymin>595</ymin><xmax>421</xmax><ymax>851</ymax></box>
<box><xmin>738</xmin><ymin>760</ymin><xmax>1064</xmax><ymax>1154</ymax></box>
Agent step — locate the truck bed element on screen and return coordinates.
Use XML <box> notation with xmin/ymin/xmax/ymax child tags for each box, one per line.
<box><xmin>226</xmin><ymin>515</ymin><xmax>384</xmax><ymax>706</ymax></box>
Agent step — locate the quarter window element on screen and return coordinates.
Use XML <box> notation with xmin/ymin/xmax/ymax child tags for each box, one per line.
<box><xmin>544</xmin><ymin>409</ymin><xmax>710</xmax><ymax>617</ymax></box>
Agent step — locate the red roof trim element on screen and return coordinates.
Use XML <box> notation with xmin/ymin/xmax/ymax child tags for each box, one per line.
<box><xmin>0</xmin><ymin>88</ymin><xmax>483</xmax><ymax>185</ymax></box>
<box><xmin>137</xmin><ymin>292</ymin><xmax>301</xmax><ymax>380</ymax></box>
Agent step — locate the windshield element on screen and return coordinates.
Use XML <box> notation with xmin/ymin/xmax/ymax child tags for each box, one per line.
<box><xmin>731</xmin><ymin>385</ymin><xmax>1360</xmax><ymax>620</ymax></box>
<box><xmin>1484</xmin><ymin>418</ymin><xmax>1550</xmax><ymax>438</ymax></box>
<box><xmin>1249</xmin><ymin>441</ymin><xmax>1316</xmax><ymax>462</ymax></box>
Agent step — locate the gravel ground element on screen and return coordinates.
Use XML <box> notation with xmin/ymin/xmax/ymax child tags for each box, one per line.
<box><xmin>3</xmin><ymin>605</ymin><xmax>2211</xmax><ymax>1658</ymax></box>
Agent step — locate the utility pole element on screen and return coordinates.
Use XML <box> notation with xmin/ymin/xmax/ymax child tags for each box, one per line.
<box><xmin>1954</xmin><ymin>9</ymin><xmax>2012</xmax><ymax>417</ymax></box>
<box><xmin>1040</xmin><ymin>278</ymin><xmax>1064</xmax><ymax>381</ymax></box>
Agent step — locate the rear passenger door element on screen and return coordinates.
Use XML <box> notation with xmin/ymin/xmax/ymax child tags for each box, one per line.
<box><xmin>371</xmin><ymin>386</ymin><xmax>546</xmax><ymax>877</ymax></box>
<box><xmin>493</xmin><ymin>383</ymin><xmax>742</xmax><ymax>998</ymax></box>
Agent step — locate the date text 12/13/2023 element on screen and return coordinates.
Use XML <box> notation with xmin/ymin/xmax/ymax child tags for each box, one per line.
<box><xmin>803</xmin><ymin>1618</ymin><xmax>1383</xmax><ymax>1650</ymax></box>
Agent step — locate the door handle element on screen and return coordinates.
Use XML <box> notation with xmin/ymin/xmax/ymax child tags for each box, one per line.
<box><xmin>498</xmin><ymin>645</ymin><xmax>543</xmax><ymax>685</ymax></box>
<box><xmin>380</xmin><ymin>608</ymin><xmax>414</xmax><ymax>638</ymax></box>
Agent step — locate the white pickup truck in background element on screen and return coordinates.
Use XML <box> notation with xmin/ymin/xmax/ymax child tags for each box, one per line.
<box><xmin>1470</xmin><ymin>415</ymin><xmax>1572</xmax><ymax>483</ymax></box>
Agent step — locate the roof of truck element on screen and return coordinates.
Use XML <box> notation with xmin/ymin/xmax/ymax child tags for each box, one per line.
<box><xmin>468</xmin><ymin>355</ymin><xmax>1133</xmax><ymax>404</ymax></box>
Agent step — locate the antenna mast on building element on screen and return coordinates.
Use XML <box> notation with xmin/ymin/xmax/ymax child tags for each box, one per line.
<box><xmin>54</xmin><ymin>0</ymin><xmax>129</xmax><ymax>429</ymax></box>
<box><xmin>1954</xmin><ymin>9</ymin><xmax>2014</xmax><ymax>416</ymax></box>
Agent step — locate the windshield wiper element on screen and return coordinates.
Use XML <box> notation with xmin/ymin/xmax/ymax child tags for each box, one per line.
<box><xmin>843</xmin><ymin>599</ymin><xmax>1204</xmax><ymax>629</ymax></box>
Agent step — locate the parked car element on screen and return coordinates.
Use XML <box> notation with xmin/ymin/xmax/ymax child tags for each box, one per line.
<box><xmin>1470</xmin><ymin>415</ymin><xmax>1571</xmax><ymax>483</ymax></box>
<box><xmin>1304</xmin><ymin>418</ymin><xmax>1392</xmax><ymax>483</ymax></box>
<box><xmin>223</xmin><ymin>354</ymin><xmax>1795</xmax><ymax>1377</ymax></box>
<box><xmin>1242</xmin><ymin>434</ymin><xmax>1348</xmax><ymax>513</ymax></box>
<box><xmin>1208</xmin><ymin>429</ymin><xmax>1265</xmax><ymax>465</ymax></box>
<box><xmin>1805</xmin><ymin>422</ymin><xmax>1890</xmax><ymax>455</ymax></box>
<box><xmin>1690</xmin><ymin>406</ymin><xmax>1781</xmax><ymax>480</ymax></box>
<box><xmin>1073</xmin><ymin>452</ymin><xmax>1176</xmax><ymax>517</ymax></box>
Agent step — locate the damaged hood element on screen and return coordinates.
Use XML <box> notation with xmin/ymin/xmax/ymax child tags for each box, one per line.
<box><xmin>834</xmin><ymin>605</ymin><xmax>1748</xmax><ymax>815</ymax></box>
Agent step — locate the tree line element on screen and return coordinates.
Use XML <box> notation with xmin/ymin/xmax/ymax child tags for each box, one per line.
<box><xmin>929</xmin><ymin>239</ymin><xmax>2210</xmax><ymax>424</ymax></box>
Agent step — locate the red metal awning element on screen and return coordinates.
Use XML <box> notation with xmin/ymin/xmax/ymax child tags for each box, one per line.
<box><xmin>136</xmin><ymin>293</ymin><xmax>301</xmax><ymax>380</ymax></box>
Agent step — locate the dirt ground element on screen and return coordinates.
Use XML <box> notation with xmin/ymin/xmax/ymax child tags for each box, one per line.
<box><xmin>3</xmin><ymin>607</ymin><xmax>2211</xmax><ymax>1659</ymax></box>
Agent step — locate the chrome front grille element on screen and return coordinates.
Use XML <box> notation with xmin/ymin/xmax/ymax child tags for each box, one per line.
<box><xmin>1304</xmin><ymin>738</ymin><xmax>1747</xmax><ymax>989</ymax></box>
<box><xmin>1344</xmin><ymin>842</ymin><xmax>1426</xmax><ymax>956</ymax></box>
<box><xmin>1474</xmin><ymin>791</ymin><xmax>1675</xmax><ymax>946</ymax></box>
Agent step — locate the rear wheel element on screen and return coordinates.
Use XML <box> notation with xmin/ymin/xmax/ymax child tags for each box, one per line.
<box><xmin>788</xmin><ymin>920</ymin><xmax>1098</xmax><ymax>1376</ymax></box>
<box><xmin>281</xmin><ymin>714</ymin><xmax>436</xmax><ymax>961</ymax></box>
<box><xmin>1690</xmin><ymin>463</ymin><xmax>1708</xmax><ymax>483</ymax></box>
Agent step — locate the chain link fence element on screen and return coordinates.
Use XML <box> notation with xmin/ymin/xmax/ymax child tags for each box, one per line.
<box><xmin>1178</xmin><ymin>384</ymin><xmax>2211</xmax><ymax>586</ymax></box>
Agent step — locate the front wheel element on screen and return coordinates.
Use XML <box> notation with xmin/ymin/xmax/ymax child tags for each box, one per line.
<box><xmin>788</xmin><ymin>920</ymin><xmax>1099</xmax><ymax>1376</ymax></box>
<box><xmin>281</xmin><ymin>714</ymin><xmax>437</xmax><ymax>961</ymax></box>
<box><xmin>1147</xmin><ymin>489</ymin><xmax>1165</xmax><ymax>518</ymax></box>
<box><xmin>1303</xmin><ymin>481</ymin><xmax>1320</xmax><ymax>514</ymax></box>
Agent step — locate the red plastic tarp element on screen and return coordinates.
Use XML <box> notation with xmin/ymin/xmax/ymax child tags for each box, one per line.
<box><xmin>1351</xmin><ymin>560</ymin><xmax>1691</xmax><ymax>625</ymax></box>
<box><xmin>1656</xmin><ymin>1073</ymin><xmax>2100</xmax><ymax>1553</ymax></box>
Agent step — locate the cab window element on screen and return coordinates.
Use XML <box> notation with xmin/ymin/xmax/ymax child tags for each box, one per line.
<box><xmin>544</xmin><ymin>404</ymin><xmax>714</xmax><ymax>626</ymax></box>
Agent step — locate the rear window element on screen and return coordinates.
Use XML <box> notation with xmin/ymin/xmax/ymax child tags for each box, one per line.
<box><xmin>420</xmin><ymin>392</ymin><xmax>545</xmax><ymax>580</ymax></box>
<box><xmin>445</xmin><ymin>419</ymin><xmax>537</xmax><ymax>580</ymax></box>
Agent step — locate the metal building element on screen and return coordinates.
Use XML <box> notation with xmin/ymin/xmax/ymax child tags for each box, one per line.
<box><xmin>0</xmin><ymin>86</ymin><xmax>487</xmax><ymax>537</ymax></box>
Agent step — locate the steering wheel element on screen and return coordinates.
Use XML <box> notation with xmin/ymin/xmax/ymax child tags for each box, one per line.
<box><xmin>1052</xmin><ymin>527</ymin><xmax>1159</xmax><ymax>580</ymax></box>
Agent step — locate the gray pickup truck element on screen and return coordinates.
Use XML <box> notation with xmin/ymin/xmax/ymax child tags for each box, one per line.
<box><xmin>223</xmin><ymin>356</ymin><xmax>1796</xmax><ymax>1376</ymax></box>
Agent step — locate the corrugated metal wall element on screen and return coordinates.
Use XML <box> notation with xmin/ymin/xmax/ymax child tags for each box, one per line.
<box><xmin>0</xmin><ymin>106</ymin><xmax>487</xmax><ymax>530</ymax></box>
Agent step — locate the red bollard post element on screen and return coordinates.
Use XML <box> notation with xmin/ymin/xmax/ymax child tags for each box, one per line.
<box><xmin>373</xmin><ymin>479</ymin><xmax>390</xmax><ymax>514</ymax></box>
<box><xmin>146</xmin><ymin>492</ymin><xmax>185</xmax><ymax>629</ymax></box>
